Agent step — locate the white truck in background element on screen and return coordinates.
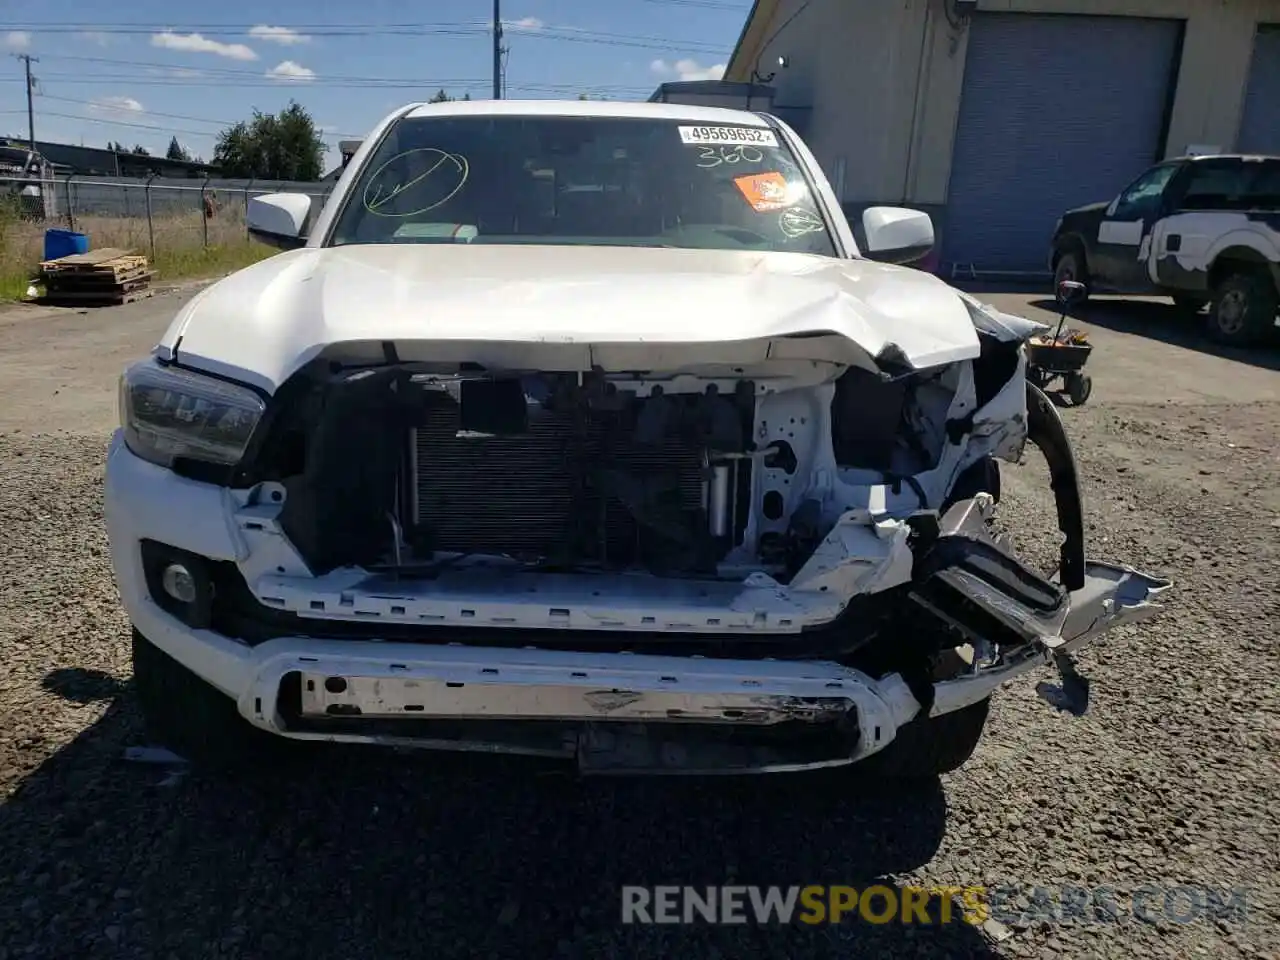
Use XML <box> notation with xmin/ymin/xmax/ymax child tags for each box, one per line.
<box><xmin>1051</xmin><ymin>153</ymin><xmax>1280</xmax><ymax>346</ymax></box>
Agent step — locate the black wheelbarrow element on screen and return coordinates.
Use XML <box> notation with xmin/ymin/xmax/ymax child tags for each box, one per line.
<box><xmin>1027</xmin><ymin>279</ymin><xmax>1094</xmax><ymax>406</ymax></box>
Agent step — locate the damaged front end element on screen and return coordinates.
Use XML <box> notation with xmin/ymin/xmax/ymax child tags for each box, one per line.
<box><xmin>118</xmin><ymin>313</ymin><xmax>1170</xmax><ymax>773</ymax></box>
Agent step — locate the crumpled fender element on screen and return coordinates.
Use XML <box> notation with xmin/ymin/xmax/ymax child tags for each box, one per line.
<box><xmin>1025</xmin><ymin>380</ymin><xmax>1086</xmax><ymax>591</ymax></box>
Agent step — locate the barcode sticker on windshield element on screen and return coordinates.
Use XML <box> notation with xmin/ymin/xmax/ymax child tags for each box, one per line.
<box><xmin>678</xmin><ymin>126</ymin><xmax>778</xmax><ymax>147</ymax></box>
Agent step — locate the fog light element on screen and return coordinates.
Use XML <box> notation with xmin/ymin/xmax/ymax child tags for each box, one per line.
<box><xmin>161</xmin><ymin>563</ymin><xmax>197</xmax><ymax>604</ymax></box>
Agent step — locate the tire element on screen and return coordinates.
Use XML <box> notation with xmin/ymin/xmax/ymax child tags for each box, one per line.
<box><xmin>1053</xmin><ymin>249</ymin><xmax>1089</xmax><ymax>300</ymax></box>
<box><xmin>860</xmin><ymin>697</ymin><xmax>991</xmax><ymax>779</ymax></box>
<box><xmin>1065</xmin><ymin>372</ymin><xmax>1092</xmax><ymax>406</ymax></box>
<box><xmin>132</xmin><ymin>628</ymin><xmax>280</xmax><ymax>769</ymax></box>
<box><xmin>1206</xmin><ymin>271</ymin><xmax>1278</xmax><ymax>346</ymax></box>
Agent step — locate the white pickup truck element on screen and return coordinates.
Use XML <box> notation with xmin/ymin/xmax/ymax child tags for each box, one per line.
<box><xmin>105</xmin><ymin>99</ymin><xmax>1169</xmax><ymax>778</ymax></box>
<box><xmin>1051</xmin><ymin>153</ymin><xmax>1280</xmax><ymax>345</ymax></box>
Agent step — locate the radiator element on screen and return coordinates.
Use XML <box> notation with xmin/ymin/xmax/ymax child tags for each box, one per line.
<box><xmin>410</xmin><ymin>398</ymin><xmax>705</xmax><ymax>563</ymax></box>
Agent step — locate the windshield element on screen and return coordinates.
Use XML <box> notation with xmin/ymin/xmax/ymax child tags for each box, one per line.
<box><xmin>328</xmin><ymin>115</ymin><xmax>839</xmax><ymax>257</ymax></box>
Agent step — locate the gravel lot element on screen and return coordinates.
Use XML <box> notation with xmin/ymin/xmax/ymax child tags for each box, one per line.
<box><xmin>0</xmin><ymin>285</ymin><xmax>1277</xmax><ymax>959</ymax></box>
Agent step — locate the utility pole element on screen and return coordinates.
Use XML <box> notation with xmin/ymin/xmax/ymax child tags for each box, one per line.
<box><xmin>492</xmin><ymin>0</ymin><xmax>503</xmax><ymax>99</ymax></box>
<box><xmin>17</xmin><ymin>54</ymin><xmax>38</xmax><ymax>152</ymax></box>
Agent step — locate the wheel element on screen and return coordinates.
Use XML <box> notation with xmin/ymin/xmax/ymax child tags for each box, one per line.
<box><xmin>1053</xmin><ymin>249</ymin><xmax>1089</xmax><ymax>299</ymax></box>
<box><xmin>1065</xmin><ymin>372</ymin><xmax>1092</xmax><ymax>406</ymax></box>
<box><xmin>859</xmin><ymin>697</ymin><xmax>991</xmax><ymax>779</ymax></box>
<box><xmin>1206</xmin><ymin>271</ymin><xmax>1278</xmax><ymax>346</ymax></box>
<box><xmin>132</xmin><ymin>628</ymin><xmax>280</xmax><ymax>769</ymax></box>
<box><xmin>1171</xmin><ymin>294</ymin><xmax>1207</xmax><ymax>316</ymax></box>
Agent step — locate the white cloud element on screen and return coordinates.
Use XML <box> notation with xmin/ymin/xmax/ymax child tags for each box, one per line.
<box><xmin>90</xmin><ymin>96</ymin><xmax>145</xmax><ymax>117</ymax></box>
<box><xmin>249</xmin><ymin>25</ymin><xmax>310</xmax><ymax>46</ymax></box>
<box><xmin>3</xmin><ymin>31</ymin><xmax>32</xmax><ymax>51</ymax></box>
<box><xmin>76</xmin><ymin>30</ymin><xmax>113</xmax><ymax>47</ymax></box>
<box><xmin>650</xmin><ymin>58</ymin><xmax>726</xmax><ymax>82</ymax></box>
<box><xmin>266</xmin><ymin>60</ymin><xmax>316</xmax><ymax>82</ymax></box>
<box><xmin>151</xmin><ymin>30</ymin><xmax>257</xmax><ymax>61</ymax></box>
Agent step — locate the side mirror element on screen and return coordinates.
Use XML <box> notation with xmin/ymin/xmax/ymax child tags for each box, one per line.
<box><xmin>247</xmin><ymin>193</ymin><xmax>313</xmax><ymax>250</ymax></box>
<box><xmin>860</xmin><ymin>206</ymin><xmax>934</xmax><ymax>265</ymax></box>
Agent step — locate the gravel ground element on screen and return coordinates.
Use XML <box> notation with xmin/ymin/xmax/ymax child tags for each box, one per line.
<box><xmin>0</xmin><ymin>288</ymin><xmax>1277</xmax><ymax>959</ymax></box>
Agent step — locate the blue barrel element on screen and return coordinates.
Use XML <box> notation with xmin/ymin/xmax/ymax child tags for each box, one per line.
<box><xmin>43</xmin><ymin>228</ymin><xmax>89</xmax><ymax>262</ymax></box>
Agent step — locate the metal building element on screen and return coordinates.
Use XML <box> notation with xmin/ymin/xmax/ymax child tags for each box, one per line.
<box><xmin>721</xmin><ymin>0</ymin><xmax>1280</xmax><ymax>278</ymax></box>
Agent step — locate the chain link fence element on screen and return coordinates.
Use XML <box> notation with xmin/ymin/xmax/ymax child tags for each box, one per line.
<box><xmin>1</xmin><ymin>174</ymin><xmax>333</xmax><ymax>269</ymax></box>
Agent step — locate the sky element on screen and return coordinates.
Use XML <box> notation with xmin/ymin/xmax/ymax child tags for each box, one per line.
<box><xmin>0</xmin><ymin>0</ymin><xmax>751</xmax><ymax>169</ymax></box>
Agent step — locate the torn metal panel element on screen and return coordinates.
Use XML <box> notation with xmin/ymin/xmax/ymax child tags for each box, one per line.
<box><xmin>1052</xmin><ymin>563</ymin><xmax>1173</xmax><ymax>652</ymax></box>
<box><xmin>957</xmin><ymin>291</ymin><xmax>1051</xmax><ymax>341</ymax></box>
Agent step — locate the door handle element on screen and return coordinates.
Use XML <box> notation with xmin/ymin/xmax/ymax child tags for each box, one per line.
<box><xmin>1167</xmin><ymin>234</ymin><xmax>1182</xmax><ymax>252</ymax></box>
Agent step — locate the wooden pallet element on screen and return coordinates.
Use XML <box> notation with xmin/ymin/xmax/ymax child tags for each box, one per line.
<box><xmin>45</xmin><ymin>271</ymin><xmax>153</xmax><ymax>292</ymax></box>
<box><xmin>39</xmin><ymin>286</ymin><xmax>155</xmax><ymax>307</ymax></box>
<box><xmin>40</xmin><ymin>248</ymin><xmax>148</xmax><ymax>282</ymax></box>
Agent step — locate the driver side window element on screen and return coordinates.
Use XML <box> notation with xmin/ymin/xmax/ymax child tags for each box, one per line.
<box><xmin>1112</xmin><ymin>163</ymin><xmax>1178</xmax><ymax>218</ymax></box>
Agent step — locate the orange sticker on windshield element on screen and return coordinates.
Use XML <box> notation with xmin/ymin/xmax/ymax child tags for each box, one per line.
<box><xmin>733</xmin><ymin>172</ymin><xmax>790</xmax><ymax>212</ymax></box>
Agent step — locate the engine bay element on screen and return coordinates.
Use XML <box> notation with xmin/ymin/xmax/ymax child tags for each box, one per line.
<box><xmin>249</xmin><ymin>356</ymin><xmax>974</xmax><ymax>584</ymax></box>
<box><xmin>408</xmin><ymin>372</ymin><xmax>754</xmax><ymax>576</ymax></box>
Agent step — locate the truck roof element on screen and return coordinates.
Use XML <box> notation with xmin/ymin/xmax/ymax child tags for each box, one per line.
<box><xmin>1176</xmin><ymin>153</ymin><xmax>1280</xmax><ymax>163</ymax></box>
<box><xmin>401</xmin><ymin>98</ymin><xmax>774</xmax><ymax>127</ymax></box>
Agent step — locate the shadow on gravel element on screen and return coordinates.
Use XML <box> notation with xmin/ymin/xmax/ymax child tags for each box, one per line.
<box><xmin>40</xmin><ymin>668</ymin><xmax>127</xmax><ymax>705</ymax></box>
<box><xmin>1027</xmin><ymin>297</ymin><xmax>1280</xmax><ymax>372</ymax></box>
<box><xmin>0</xmin><ymin>696</ymin><xmax>999</xmax><ymax>960</ymax></box>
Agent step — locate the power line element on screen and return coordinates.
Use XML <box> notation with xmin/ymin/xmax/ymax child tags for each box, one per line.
<box><xmin>35</xmin><ymin>109</ymin><xmax>234</xmax><ymax>139</ymax></box>
<box><xmin>29</xmin><ymin>86</ymin><xmax>665</xmax><ymax>145</ymax></box>
<box><xmin>30</xmin><ymin>47</ymin><xmax>721</xmax><ymax>81</ymax></box>
<box><xmin>17</xmin><ymin>76</ymin><xmax>655</xmax><ymax>97</ymax></box>
<box><xmin>9</xmin><ymin>59</ymin><xmax>655</xmax><ymax>94</ymax></box>
<box><xmin>32</xmin><ymin>52</ymin><xmax>491</xmax><ymax>82</ymax></box>
<box><xmin>4</xmin><ymin>25</ymin><xmax>728</xmax><ymax>54</ymax></box>
<box><xmin>5</xmin><ymin>77</ymin><xmax>660</xmax><ymax>99</ymax></box>
<box><xmin>32</xmin><ymin>94</ymin><xmax>368</xmax><ymax>138</ymax></box>
<box><xmin>6</xmin><ymin>20</ymin><xmax>484</xmax><ymax>31</ymax></box>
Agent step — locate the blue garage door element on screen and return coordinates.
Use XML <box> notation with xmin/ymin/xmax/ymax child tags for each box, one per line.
<box><xmin>1238</xmin><ymin>25</ymin><xmax>1280</xmax><ymax>154</ymax></box>
<box><xmin>942</xmin><ymin>13</ymin><xmax>1182</xmax><ymax>275</ymax></box>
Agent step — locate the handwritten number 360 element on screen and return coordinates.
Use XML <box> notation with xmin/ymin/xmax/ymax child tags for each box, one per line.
<box><xmin>696</xmin><ymin>145</ymin><xmax>765</xmax><ymax>168</ymax></box>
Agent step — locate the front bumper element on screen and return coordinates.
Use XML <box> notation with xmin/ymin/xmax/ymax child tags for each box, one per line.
<box><xmin>117</xmin><ymin>555</ymin><xmax>1168</xmax><ymax>775</ymax></box>
<box><xmin>105</xmin><ymin>413</ymin><xmax>1172</xmax><ymax>773</ymax></box>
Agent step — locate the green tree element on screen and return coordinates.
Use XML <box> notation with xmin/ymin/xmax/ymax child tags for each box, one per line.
<box><xmin>213</xmin><ymin>100</ymin><xmax>325</xmax><ymax>181</ymax></box>
<box><xmin>107</xmin><ymin>140</ymin><xmax>127</xmax><ymax>152</ymax></box>
<box><xmin>428</xmin><ymin>90</ymin><xmax>472</xmax><ymax>103</ymax></box>
<box><xmin>131</xmin><ymin>144</ymin><xmax>150</xmax><ymax>156</ymax></box>
<box><xmin>166</xmin><ymin>136</ymin><xmax>192</xmax><ymax>162</ymax></box>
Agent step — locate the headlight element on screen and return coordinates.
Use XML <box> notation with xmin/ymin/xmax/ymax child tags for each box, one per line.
<box><xmin>119</xmin><ymin>360</ymin><xmax>266</xmax><ymax>468</ymax></box>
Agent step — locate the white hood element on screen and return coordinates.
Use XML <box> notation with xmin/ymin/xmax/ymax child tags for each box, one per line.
<box><xmin>164</xmin><ymin>244</ymin><xmax>984</xmax><ymax>394</ymax></box>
